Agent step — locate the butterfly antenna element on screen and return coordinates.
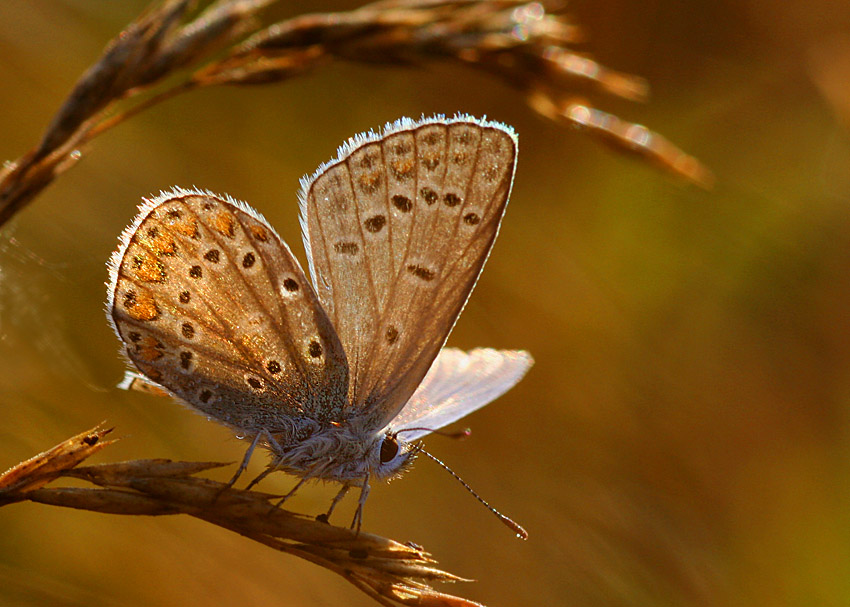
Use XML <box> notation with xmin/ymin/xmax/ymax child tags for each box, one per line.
<box><xmin>418</xmin><ymin>447</ymin><xmax>528</xmax><ymax>540</ymax></box>
<box><xmin>396</xmin><ymin>427</ymin><xmax>471</xmax><ymax>439</ymax></box>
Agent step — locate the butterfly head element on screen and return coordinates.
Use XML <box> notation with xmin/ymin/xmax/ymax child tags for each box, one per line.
<box><xmin>372</xmin><ymin>432</ymin><xmax>418</xmax><ymax>480</ymax></box>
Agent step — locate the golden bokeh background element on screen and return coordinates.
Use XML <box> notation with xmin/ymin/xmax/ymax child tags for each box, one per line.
<box><xmin>3</xmin><ymin>1</ymin><xmax>850</xmax><ymax>605</ymax></box>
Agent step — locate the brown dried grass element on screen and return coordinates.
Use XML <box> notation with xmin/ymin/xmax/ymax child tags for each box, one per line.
<box><xmin>0</xmin><ymin>425</ymin><xmax>487</xmax><ymax>607</ymax></box>
<box><xmin>0</xmin><ymin>0</ymin><xmax>710</xmax><ymax>227</ymax></box>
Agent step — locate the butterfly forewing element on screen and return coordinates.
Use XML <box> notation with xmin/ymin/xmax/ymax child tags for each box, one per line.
<box><xmin>391</xmin><ymin>348</ymin><xmax>533</xmax><ymax>440</ymax></box>
<box><xmin>301</xmin><ymin>117</ymin><xmax>518</xmax><ymax>428</ymax></box>
<box><xmin>107</xmin><ymin>190</ymin><xmax>349</xmax><ymax>434</ymax></box>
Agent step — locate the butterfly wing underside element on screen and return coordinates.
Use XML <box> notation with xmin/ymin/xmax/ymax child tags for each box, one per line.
<box><xmin>107</xmin><ymin>190</ymin><xmax>349</xmax><ymax>436</ymax></box>
<box><xmin>300</xmin><ymin>117</ymin><xmax>518</xmax><ymax>428</ymax></box>
<box><xmin>392</xmin><ymin>348</ymin><xmax>533</xmax><ymax>440</ymax></box>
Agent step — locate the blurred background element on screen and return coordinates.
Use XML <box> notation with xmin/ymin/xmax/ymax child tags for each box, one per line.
<box><xmin>3</xmin><ymin>1</ymin><xmax>850</xmax><ymax>605</ymax></box>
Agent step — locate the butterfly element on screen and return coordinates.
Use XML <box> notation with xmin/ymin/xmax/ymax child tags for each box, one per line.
<box><xmin>106</xmin><ymin>115</ymin><xmax>532</xmax><ymax>535</ymax></box>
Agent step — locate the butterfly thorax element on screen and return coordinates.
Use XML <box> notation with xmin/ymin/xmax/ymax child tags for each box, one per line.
<box><xmin>266</xmin><ymin>420</ymin><xmax>413</xmax><ymax>483</ymax></box>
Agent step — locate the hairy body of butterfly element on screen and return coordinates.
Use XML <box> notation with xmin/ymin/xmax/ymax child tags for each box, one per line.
<box><xmin>107</xmin><ymin>114</ymin><xmax>532</xmax><ymax>532</ymax></box>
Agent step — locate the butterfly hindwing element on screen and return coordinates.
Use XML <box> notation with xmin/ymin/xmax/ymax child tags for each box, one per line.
<box><xmin>107</xmin><ymin>189</ymin><xmax>350</xmax><ymax>436</ymax></box>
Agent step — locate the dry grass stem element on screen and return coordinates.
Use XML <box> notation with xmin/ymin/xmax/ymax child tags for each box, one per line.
<box><xmin>1</xmin><ymin>425</ymin><xmax>489</xmax><ymax>607</ymax></box>
<box><xmin>0</xmin><ymin>0</ymin><xmax>710</xmax><ymax>226</ymax></box>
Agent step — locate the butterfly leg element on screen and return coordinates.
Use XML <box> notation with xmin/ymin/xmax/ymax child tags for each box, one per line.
<box><xmin>226</xmin><ymin>431</ymin><xmax>265</xmax><ymax>488</ymax></box>
<box><xmin>317</xmin><ymin>484</ymin><xmax>350</xmax><ymax>523</ymax></box>
<box><xmin>267</xmin><ymin>475</ymin><xmax>309</xmax><ymax>513</ymax></box>
<box><xmin>350</xmin><ymin>474</ymin><xmax>371</xmax><ymax>533</ymax></box>
<box><xmin>244</xmin><ymin>431</ymin><xmax>286</xmax><ymax>490</ymax></box>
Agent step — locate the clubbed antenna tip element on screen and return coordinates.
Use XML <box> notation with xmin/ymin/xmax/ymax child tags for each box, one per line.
<box><xmin>419</xmin><ymin>446</ymin><xmax>528</xmax><ymax>540</ymax></box>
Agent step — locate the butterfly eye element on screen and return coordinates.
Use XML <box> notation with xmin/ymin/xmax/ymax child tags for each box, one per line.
<box><xmin>380</xmin><ymin>435</ymin><xmax>399</xmax><ymax>464</ymax></box>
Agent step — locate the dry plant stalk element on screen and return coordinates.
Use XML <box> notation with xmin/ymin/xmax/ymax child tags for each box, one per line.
<box><xmin>0</xmin><ymin>0</ymin><xmax>711</xmax><ymax>226</ymax></box>
<box><xmin>0</xmin><ymin>425</ymin><xmax>489</xmax><ymax>607</ymax></box>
